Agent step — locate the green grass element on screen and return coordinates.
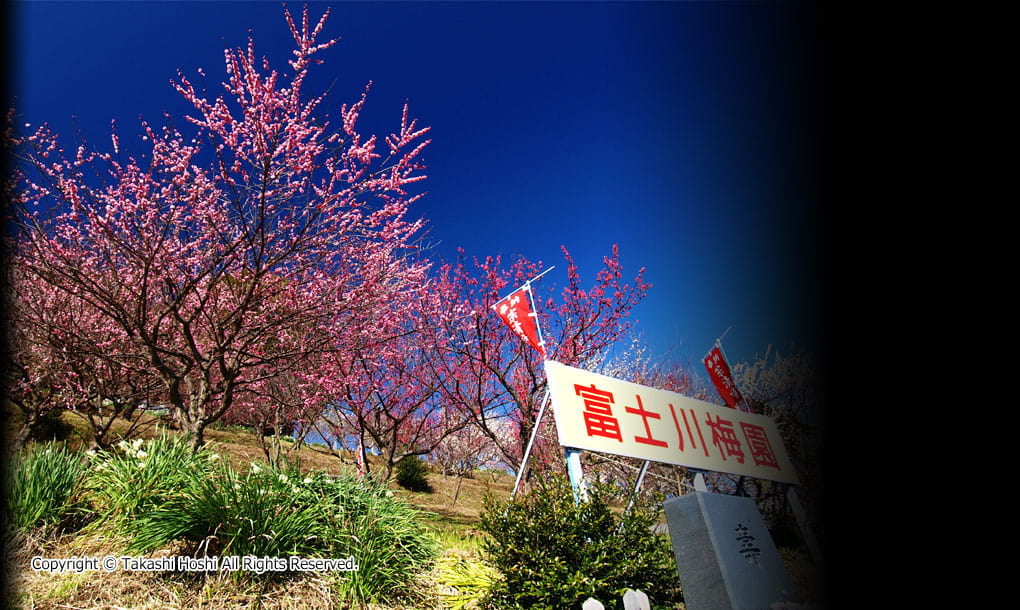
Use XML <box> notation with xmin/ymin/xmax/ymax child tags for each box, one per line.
<box><xmin>433</xmin><ymin>551</ymin><xmax>502</xmax><ymax>610</ymax></box>
<box><xmin>95</xmin><ymin>453</ymin><xmax>441</xmax><ymax>605</ymax></box>
<box><xmin>4</xmin><ymin>441</ymin><xmax>92</xmax><ymax>534</ymax></box>
<box><xmin>124</xmin><ymin>460</ymin><xmax>329</xmax><ymax>560</ymax></box>
<box><xmin>4</xmin><ymin>409</ymin><xmax>829</xmax><ymax>609</ymax></box>
<box><xmin>83</xmin><ymin>434</ymin><xmax>219</xmax><ymax>527</ymax></box>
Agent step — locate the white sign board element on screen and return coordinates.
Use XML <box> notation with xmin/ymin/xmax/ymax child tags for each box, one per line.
<box><xmin>544</xmin><ymin>360</ymin><xmax>799</xmax><ymax>484</ymax></box>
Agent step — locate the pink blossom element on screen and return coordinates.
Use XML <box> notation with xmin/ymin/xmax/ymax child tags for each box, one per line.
<box><xmin>7</xmin><ymin>5</ymin><xmax>432</xmax><ymax>452</ymax></box>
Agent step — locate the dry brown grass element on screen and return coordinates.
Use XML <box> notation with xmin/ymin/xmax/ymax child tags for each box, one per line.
<box><xmin>3</xmin><ymin>410</ymin><xmax>513</xmax><ymax>609</ymax></box>
<box><xmin>7</xmin><ymin>515</ymin><xmax>465</xmax><ymax>610</ymax></box>
<box><xmin>5</xmin><ymin>409</ymin><xmax>825</xmax><ymax>609</ymax></box>
<box><xmin>6</xmin><ymin>527</ymin><xmax>415</xmax><ymax>610</ymax></box>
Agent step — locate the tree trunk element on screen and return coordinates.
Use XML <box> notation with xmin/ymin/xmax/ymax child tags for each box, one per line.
<box><xmin>181</xmin><ymin>412</ymin><xmax>206</xmax><ymax>452</ymax></box>
<box><xmin>270</xmin><ymin>408</ymin><xmax>285</xmax><ymax>468</ymax></box>
<box><xmin>11</xmin><ymin>422</ymin><xmax>34</xmax><ymax>453</ymax></box>
<box><xmin>450</xmin><ymin>474</ymin><xmax>464</xmax><ymax>508</ymax></box>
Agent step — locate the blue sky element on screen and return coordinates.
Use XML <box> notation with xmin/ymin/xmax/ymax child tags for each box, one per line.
<box><xmin>8</xmin><ymin>1</ymin><xmax>827</xmax><ymax>377</ymax></box>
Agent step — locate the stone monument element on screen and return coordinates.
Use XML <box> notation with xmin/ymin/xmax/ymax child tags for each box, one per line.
<box><xmin>663</xmin><ymin>491</ymin><xmax>799</xmax><ymax>609</ymax></box>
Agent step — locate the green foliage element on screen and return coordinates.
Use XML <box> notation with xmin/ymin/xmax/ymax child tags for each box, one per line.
<box><xmin>83</xmin><ymin>434</ymin><xmax>219</xmax><ymax>526</ymax></box>
<box><xmin>6</xmin><ymin>437</ymin><xmax>438</xmax><ymax>606</ymax></box>
<box><xmin>4</xmin><ymin>442</ymin><xmax>92</xmax><ymax>534</ymax></box>
<box><xmin>115</xmin><ymin>454</ymin><xmax>436</xmax><ymax>605</ymax></box>
<box><xmin>124</xmin><ymin>459</ymin><xmax>325</xmax><ymax>559</ymax></box>
<box><xmin>434</xmin><ymin>552</ymin><xmax>501</xmax><ymax>610</ymax></box>
<box><xmin>317</xmin><ymin>473</ymin><xmax>438</xmax><ymax>604</ymax></box>
<box><xmin>395</xmin><ymin>455</ymin><xmax>433</xmax><ymax>492</ymax></box>
<box><xmin>479</xmin><ymin>475</ymin><xmax>683</xmax><ymax>610</ymax></box>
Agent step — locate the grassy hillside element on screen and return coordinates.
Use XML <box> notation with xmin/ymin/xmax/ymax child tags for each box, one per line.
<box><xmin>5</xmin><ymin>409</ymin><xmax>516</xmax><ymax>514</ymax></box>
<box><xmin>4</xmin><ymin>411</ymin><xmax>824</xmax><ymax>609</ymax></box>
<box><xmin>3</xmin><ymin>411</ymin><xmax>513</xmax><ymax>609</ymax></box>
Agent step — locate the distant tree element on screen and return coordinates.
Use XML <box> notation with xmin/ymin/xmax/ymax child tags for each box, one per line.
<box><xmin>55</xmin><ymin>325</ymin><xmax>162</xmax><ymax>451</ymax></box>
<box><xmin>5</xmin><ymin>6</ymin><xmax>432</xmax><ymax>451</ymax></box>
<box><xmin>4</xmin><ymin>259</ymin><xmax>160</xmax><ymax>451</ymax></box>
<box><xmin>224</xmin><ymin>338</ymin><xmax>333</xmax><ymax>467</ymax></box>
<box><xmin>321</xmin><ymin>281</ymin><xmax>472</xmax><ymax>480</ymax></box>
<box><xmin>431</xmin><ymin>420</ymin><xmax>504</xmax><ymax>506</ymax></box>
<box><xmin>731</xmin><ymin>344</ymin><xmax>826</xmax><ymax>545</ymax></box>
<box><xmin>425</xmin><ymin>245</ymin><xmax>650</xmax><ymax>483</ymax></box>
<box><xmin>431</xmin><ymin>420</ymin><xmax>504</xmax><ymax>478</ymax></box>
<box><xmin>582</xmin><ymin>333</ymin><xmax>717</xmax><ymax>499</ymax></box>
<box><xmin>5</xmin><ymin>262</ymin><xmax>77</xmax><ymax>451</ymax></box>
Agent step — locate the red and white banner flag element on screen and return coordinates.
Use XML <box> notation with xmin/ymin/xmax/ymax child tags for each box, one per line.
<box><xmin>493</xmin><ymin>284</ymin><xmax>546</xmax><ymax>357</ymax></box>
<box><xmin>703</xmin><ymin>343</ymin><xmax>750</xmax><ymax>413</ymax></box>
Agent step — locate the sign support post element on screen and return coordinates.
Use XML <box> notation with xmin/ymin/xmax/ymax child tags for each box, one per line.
<box><xmin>565</xmin><ymin>447</ymin><xmax>588</xmax><ymax>502</ymax></box>
<box><xmin>618</xmin><ymin>459</ymin><xmax>651</xmax><ymax>531</ymax></box>
<box><xmin>785</xmin><ymin>484</ymin><xmax>823</xmax><ymax>562</ymax></box>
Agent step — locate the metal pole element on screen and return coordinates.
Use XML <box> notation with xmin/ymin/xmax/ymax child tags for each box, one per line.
<box><xmin>510</xmin><ymin>389</ymin><xmax>550</xmax><ymax>500</ymax></box>
<box><xmin>493</xmin><ymin>266</ymin><xmax>556</xmax><ymax>306</ymax></box>
<box><xmin>498</xmin><ymin>266</ymin><xmax>556</xmax><ymax>501</ymax></box>
<box><xmin>716</xmin><ymin>337</ymin><xmax>753</xmax><ymax>414</ymax></box>
<box><xmin>524</xmin><ymin>281</ymin><xmax>547</xmax><ymax>355</ymax></box>
<box><xmin>618</xmin><ymin>460</ymin><xmax>651</xmax><ymax>531</ymax></box>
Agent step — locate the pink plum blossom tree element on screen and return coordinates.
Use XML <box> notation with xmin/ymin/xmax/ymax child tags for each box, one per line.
<box><xmin>319</xmin><ymin>277</ymin><xmax>471</xmax><ymax>479</ymax></box>
<box><xmin>423</xmin><ymin>245</ymin><xmax>651</xmax><ymax>481</ymax></box>
<box><xmin>5</xmin><ymin>6</ymin><xmax>432</xmax><ymax>451</ymax></box>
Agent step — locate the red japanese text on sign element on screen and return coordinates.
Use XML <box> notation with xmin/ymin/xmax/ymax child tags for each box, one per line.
<box><xmin>740</xmin><ymin>422</ymin><xmax>781</xmax><ymax>469</ymax></box>
<box><xmin>705</xmin><ymin>413</ymin><xmax>746</xmax><ymax>464</ymax></box>
<box><xmin>625</xmin><ymin>395</ymin><xmax>668</xmax><ymax>448</ymax></box>
<box><xmin>668</xmin><ymin>403</ymin><xmax>709</xmax><ymax>457</ymax></box>
<box><xmin>574</xmin><ymin>383</ymin><xmax>623</xmax><ymax>442</ymax></box>
<box><xmin>546</xmin><ymin>360</ymin><xmax>799</xmax><ymax>484</ymax></box>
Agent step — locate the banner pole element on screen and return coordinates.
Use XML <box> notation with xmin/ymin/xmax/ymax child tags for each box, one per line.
<box><xmin>510</xmin><ymin>389</ymin><xmax>551</xmax><ymax>500</ymax></box>
<box><xmin>499</xmin><ymin>266</ymin><xmax>555</xmax><ymax>501</ymax></box>
<box><xmin>524</xmin><ymin>281</ymin><xmax>547</xmax><ymax>356</ymax></box>
<box><xmin>493</xmin><ymin>266</ymin><xmax>555</xmax><ymax>307</ymax></box>
<box><xmin>715</xmin><ymin>337</ymin><xmax>753</xmax><ymax>414</ymax></box>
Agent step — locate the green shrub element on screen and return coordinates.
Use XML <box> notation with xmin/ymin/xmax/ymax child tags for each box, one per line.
<box><xmin>395</xmin><ymin>456</ymin><xmax>432</xmax><ymax>492</ymax></box>
<box><xmin>31</xmin><ymin>408</ymin><xmax>75</xmax><ymax>442</ymax></box>
<box><xmin>83</xmin><ymin>434</ymin><xmax>219</xmax><ymax>526</ymax></box>
<box><xmin>314</xmin><ymin>472</ymin><xmax>438</xmax><ymax>604</ymax></box>
<box><xmin>4</xmin><ymin>442</ymin><xmax>92</xmax><ymax>535</ymax></box>
<box><xmin>479</xmin><ymin>474</ymin><xmax>683</xmax><ymax>609</ymax></box>
<box><xmin>125</xmin><ymin>458</ymin><xmax>325</xmax><ymax>559</ymax></box>
<box><xmin>121</xmin><ymin>456</ymin><xmax>436</xmax><ymax>605</ymax></box>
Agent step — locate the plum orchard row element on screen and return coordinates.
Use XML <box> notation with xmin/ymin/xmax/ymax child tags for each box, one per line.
<box><xmin>5</xmin><ymin>6</ymin><xmax>649</xmax><ymax>483</ymax></box>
